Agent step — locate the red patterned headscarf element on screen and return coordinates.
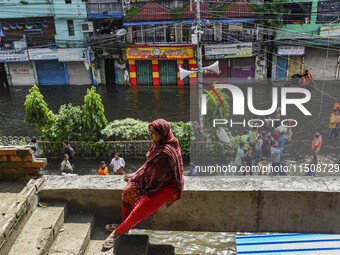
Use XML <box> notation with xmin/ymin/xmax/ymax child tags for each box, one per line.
<box><xmin>144</xmin><ymin>119</ymin><xmax>184</xmax><ymax>206</ymax></box>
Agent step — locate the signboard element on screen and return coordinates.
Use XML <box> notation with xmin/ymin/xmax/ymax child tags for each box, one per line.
<box><xmin>0</xmin><ymin>50</ymin><xmax>29</xmax><ymax>62</ymax></box>
<box><xmin>277</xmin><ymin>46</ymin><xmax>305</xmax><ymax>56</ymax></box>
<box><xmin>11</xmin><ymin>68</ymin><xmax>30</xmax><ymax>74</ymax></box>
<box><xmin>320</xmin><ymin>26</ymin><xmax>340</xmax><ymax>36</ymax></box>
<box><xmin>28</xmin><ymin>48</ymin><xmax>57</xmax><ymax>60</ymax></box>
<box><xmin>57</xmin><ymin>48</ymin><xmax>86</xmax><ymax>62</ymax></box>
<box><xmin>13</xmin><ymin>39</ymin><xmax>27</xmax><ymax>52</ymax></box>
<box><xmin>229</xmin><ymin>23</ymin><xmax>243</xmax><ymax>32</ymax></box>
<box><xmin>126</xmin><ymin>46</ymin><xmax>194</xmax><ymax>60</ymax></box>
<box><xmin>205</xmin><ymin>43</ymin><xmax>253</xmax><ymax>60</ymax></box>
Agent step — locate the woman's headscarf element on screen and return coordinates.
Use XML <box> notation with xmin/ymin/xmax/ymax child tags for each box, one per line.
<box><xmin>143</xmin><ymin>119</ymin><xmax>184</xmax><ymax>206</ymax></box>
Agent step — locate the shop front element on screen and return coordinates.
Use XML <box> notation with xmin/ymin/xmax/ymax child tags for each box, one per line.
<box><xmin>125</xmin><ymin>45</ymin><xmax>196</xmax><ymax>86</ymax></box>
<box><xmin>205</xmin><ymin>43</ymin><xmax>255</xmax><ymax>84</ymax></box>
<box><xmin>273</xmin><ymin>46</ymin><xmax>305</xmax><ymax>81</ymax></box>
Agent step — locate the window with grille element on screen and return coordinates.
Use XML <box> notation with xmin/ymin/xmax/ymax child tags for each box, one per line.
<box><xmin>317</xmin><ymin>1</ymin><xmax>340</xmax><ymax>24</ymax></box>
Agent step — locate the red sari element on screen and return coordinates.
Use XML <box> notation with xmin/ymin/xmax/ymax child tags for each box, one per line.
<box><xmin>115</xmin><ymin>119</ymin><xmax>184</xmax><ymax>234</ymax></box>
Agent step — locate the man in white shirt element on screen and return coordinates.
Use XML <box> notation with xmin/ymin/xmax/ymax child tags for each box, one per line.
<box><xmin>124</xmin><ymin>68</ymin><xmax>130</xmax><ymax>86</ymax></box>
<box><xmin>110</xmin><ymin>152</ymin><xmax>125</xmax><ymax>175</ymax></box>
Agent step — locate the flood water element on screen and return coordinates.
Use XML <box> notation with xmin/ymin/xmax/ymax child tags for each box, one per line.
<box><xmin>1</xmin><ymin>83</ymin><xmax>339</xmax><ymax>254</ymax></box>
<box><xmin>1</xmin><ymin>82</ymin><xmax>340</xmax><ymax>175</ymax></box>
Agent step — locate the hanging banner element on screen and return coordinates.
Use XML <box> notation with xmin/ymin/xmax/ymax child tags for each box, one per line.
<box><xmin>57</xmin><ymin>48</ymin><xmax>86</xmax><ymax>61</ymax></box>
<box><xmin>0</xmin><ymin>50</ymin><xmax>29</xmax><ymax>62</ymax></box>
<box><xmin>28</xmin><ymin>48</ymin><xmax>57</xmax><ymax>60</ymax></box>
<box><xmin>277</xmin><ymin>46</ymin><xmax>305</xmax><ymax>56</ymax></box>
<box><xmin>320</xmin><ymin>26</ymin><xmax>340</xmax><ymax>36</ymax></box>
<box><xmin>126</xmin><ymin>46</ymin><xmax>194</xmax><ymax>60</ymax></box>
<box><xmin>205</xmin><ymin>43</ymin><xmax>253</xmax><ymax>60</ymax></box>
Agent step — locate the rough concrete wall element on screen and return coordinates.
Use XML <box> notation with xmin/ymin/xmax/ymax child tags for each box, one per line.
<box><xmin>8</xmin><ymin>62</ymin><xmax>35</xmax><ymax>86</ymax></box>
<box><xmin>39</xmin><ymin>176</ymin><xmax>340</xmax><ymax>233</ymax></box>
<box><xmin>304</xmin><ymin>47</ymin><xmax>338</xmax><ymax>80</ymax></box>
<box><xmin>0</xmin><ymin>146</ymin><xmax>47</xmax><ymax>179</ymax></box>
<box><xmin>66</xmin><ymin>62</ymin><xmax>91</xmax><ymax>85</ymax></box>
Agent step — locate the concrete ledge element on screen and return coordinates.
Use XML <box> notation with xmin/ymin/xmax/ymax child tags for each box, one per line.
<box><xmin>39</xmin><ymin>176</ymin><xmax>340</xmax><ymax>234</ymax></box>
<box><xmin>0</xmin><ymin>176</ymin><xmax>44</xmax><ymax>254</ymax></box>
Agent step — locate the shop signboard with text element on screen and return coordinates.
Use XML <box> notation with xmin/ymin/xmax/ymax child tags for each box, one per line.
<box><xmin>126</xmin><ymin>46</ymin><xmax>194</xmax><ymax>60</ymax></box>
<box><xmin>320</xmin><ymin>26</ymin><xmax>340</xmax><ymax>36</ymax></box>
<box><xmin>0</xmin><ymin>50</ymin><xmax>29</xmax><ymax>62</ymax></box>
<box><xmin>28</xmin><ymin>48</ymin><xmax>58</xmax><ymax>61</ymax></box>
<box><xmin>205</xmin><ymin>43</ymin><xmax>253</xmax><ymax>60</ymax></box>
<box><xmin>277</xmin><ymin>46</ymin><xmax>305</xmax><ymax>56</ymax></box>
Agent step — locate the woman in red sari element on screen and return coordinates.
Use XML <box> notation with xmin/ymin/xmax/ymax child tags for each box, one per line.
<box><xmin>103</xmin><ymin>119</ymin><xmax>184</xmax><ymax>249</ymax></box>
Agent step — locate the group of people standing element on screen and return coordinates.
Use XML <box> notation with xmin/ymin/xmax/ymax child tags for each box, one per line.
<box><xmin>234</xmin><ymin>109</ymin><xmax>292</xmax><ymax>176</ymax></box>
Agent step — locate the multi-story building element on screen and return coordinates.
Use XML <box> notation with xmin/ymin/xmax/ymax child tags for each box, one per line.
<box><xmin>272</xmin><ymin>0</ymin><xmax>340</xmax><ymax>81</ymax></box>
<box><xmin>123</xmin><ymin>0</ymin><xmax>266</xmax><ymax>86</ymax></box>
<box><xmin>85</xmin><ymin>0</ymin><xmax>125</xmax><ymax>85</ymax></box>
<box><xmin>0</xmin><ymin>0</ymin><xmax>92</xmax><ymax>86</ymax></box>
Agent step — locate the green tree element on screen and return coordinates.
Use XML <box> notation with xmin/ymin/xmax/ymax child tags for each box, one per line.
<box><xmin>24</xmin><ymin>85</ymin><xmax>55</xmax><ymax>130</ymax></box>
<box><xmin>203</xmin><ymin>87</ymin><xmax>229</xmax><ymax>131</ymax></box>
<box><xmin>82</xmin><ymin>86</ymin><xmax>107</xmax><ymax>140</ymax></box>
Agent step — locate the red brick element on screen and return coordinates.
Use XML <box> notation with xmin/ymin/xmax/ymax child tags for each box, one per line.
<box><xmin>17</xmin><ymin>148</ymin><xmax>33</xmax><ymax>157</ymax></box>
<box><xmin>1</xmin><ymin>168</ymin><xmax>17</xmax><ymax>174</ymax></box>
<box><xmin>23</xmin><ymin>161</ymin><xmax>44</xmax><ymax>168</ymax></box>
<box><xmin>23</xmin><ymin>168</ymin><xmax>40</xmax><ymax>174</ymax></box>
<box><xmin>0</xmin><ymin>149</ymin><xmax>17</xmax><ymax>156</ymax></box>
<box><xmin>9</xmin><ymin>156</ymin><xmax>21</xmax><ymax>161</ymax></box>
<box><xmin>36</xmin><ymin>158</ymin><xmax>48</xmax><ymax>166</ymax></box>
<box><xmin>0</xmin><ymin>162</ymin><xmax>23</xmax><ymax>168</ymax></box>
<box><xmin>0</xmin><ymin>156</ymin><xmax>7</xmax><ymax>162</ymax></box>
<box><xmin>21</xmin><ymin>156</ymin><xmax>32</xmax><ymax>161</ymax></box>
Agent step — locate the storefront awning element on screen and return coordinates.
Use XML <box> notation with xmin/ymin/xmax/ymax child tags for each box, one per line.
<box><xmin>87</xmin><ymin>13</ymin><xmax>123</xmax><ymax>19</ymax></box>
<box><xmin>123</xmin><ymin>21</ymin><xmax>177</xmax><ymax>26</ymax></box>
<box><xmin>123</xmin><ymin>19</ymin><xmax>255</xmax><ymax>26</ymax></box>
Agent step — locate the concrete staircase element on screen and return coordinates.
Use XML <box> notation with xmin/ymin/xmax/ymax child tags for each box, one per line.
<box><xmin>2</xmin><ymin>199</ymin><xmax>199</xmax><ymax>255</ymax></box>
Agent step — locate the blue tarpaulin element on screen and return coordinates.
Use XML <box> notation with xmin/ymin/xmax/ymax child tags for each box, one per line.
<box><xmin>87</xmin><ymin>13</ymin><xmax>123</xmax><ymax>19</ymax></box>
<box><xmin>123</xmin><ymin>19</ymin><xmax>255</xmax><ymax>26</ymax></box>
<box><xmin>236</xmin><ymin>233</ymin><xmax>340</xmax><ymax>254</ymax></box>
<box><xmin>0</xmin><ymin>27</ymin><xmax>5</xmax><ymax>37</ymax></box>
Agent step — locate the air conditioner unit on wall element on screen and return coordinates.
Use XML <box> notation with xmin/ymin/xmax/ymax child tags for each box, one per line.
<box><xmin>81</xmin><ymin>21</ymin><xmax>94</xmax><ymax>33</ymax></box>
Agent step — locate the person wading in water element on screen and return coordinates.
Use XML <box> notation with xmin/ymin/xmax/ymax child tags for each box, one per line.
<box><xmin>103</xmin><ymin>119</ymin><xmax>184</xmax><ymax>249</ymax></box>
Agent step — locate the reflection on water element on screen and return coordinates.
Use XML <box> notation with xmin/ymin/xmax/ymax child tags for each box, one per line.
<box><xmin>130</xmin><ymin>229</ymin><xmax>237</xmax><ymax>255</ymax></box>
<box><xmin>1</xmin><ymin>83</ymin><xmax>340</xmax><ymax>172</ymax></box>
<box><xmin>41</xmin><ymin>158</ymin><xmax>190</xmax><ymax>175</ymax></box>
<box><xmin>0</xmin><ymin>85</ymin><xmax>191</xmax><ymax>137</ymax></box>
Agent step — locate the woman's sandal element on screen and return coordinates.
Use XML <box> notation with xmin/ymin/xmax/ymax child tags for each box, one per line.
<box><xmin>105</xmin><ymin>223</ymin><xmax>119</xmax><ymax>232</ymax></box>
<box><xmin>102</xmin><ymin>235</ymin><xmax>119</xmax><ymax>249</ymax></box>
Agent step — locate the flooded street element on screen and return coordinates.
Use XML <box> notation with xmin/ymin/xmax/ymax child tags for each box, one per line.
<box><xmin>1</xmin><ymin>82</ymin><xmax>340</xmax><ymax>174</ymax></box>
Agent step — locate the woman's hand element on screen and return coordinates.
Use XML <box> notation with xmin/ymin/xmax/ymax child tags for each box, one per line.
<box><xmin>123</xmin><ymin>174</ymin><xmax>134</xmax><ymax>182</ymax></box>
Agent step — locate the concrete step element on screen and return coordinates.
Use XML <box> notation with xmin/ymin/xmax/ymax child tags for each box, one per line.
<box><xmin>148</xmin><ymin>244</ymin><xmax>175</xmax><ymax>255</ymax></box>
<box><xmin>85</xmin><ymin>240</ymin><xmax>115</xmax><ymax>255</ymax></box>
<box><xmin>48</xmin><ymin>213</ymin><xmax>94</xmax><ymax>255</ymax></box>
<box><xmin>7</xmin><ymin>202</ymin><xmax>66</xmax><ymax>255</ymax></box>
<box><xmin>115</xmin><ymin>234</ymin><xmax>149</xmax><ymax>255</ymax></box>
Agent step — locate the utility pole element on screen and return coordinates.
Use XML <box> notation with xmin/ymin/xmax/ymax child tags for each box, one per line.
<box><xmin>196</xmin><ymin>0</ymin><xmax>204</xmax><ymax>132</ymax></box>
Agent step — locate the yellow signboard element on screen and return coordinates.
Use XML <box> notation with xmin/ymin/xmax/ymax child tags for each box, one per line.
<box><xmin>126</xmin><ymin>46</ymin><xmax>194</xmax><ymax>60</ymax></box>
<box><xmin>320</xmin><ymin>26</ymin><xmax>340</xmax><ymax>36</ymax></box>
<box><xmin>229</xmin><ymin>23</ymin><xmax>243</xmax><ymax>32</ymax></box>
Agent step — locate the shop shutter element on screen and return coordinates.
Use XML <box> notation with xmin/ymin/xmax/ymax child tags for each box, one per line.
<box><xmin>36</xmin><ymin>61</ymin><xmax>68</xmax><ymax>85</ymax></box>
<box><xmin>183</xmin><ymin>60</ymin><xmax>190</xmax><ymax>86</ymax></box>
<box><xmin>275</xmin><ymin>57</ymin><xmax>288</xmax><ymax>81</ymax></box>
<box><xmin>159</xmin><ymin>60</ymin><xmax>178</xmax><ymax>86</ymax></box>
<box><xmin>287</xmin><ymin>56</ymin><xmax>303</xmax><ymax>80</ymax></box>
<box><xmin>230</xmin><ymin>57</ymin><xmax>255</xmax><ymax>84</ymax></box>
<box><xmin>136</xmin><ymin>60</ymin><xmax>153</xmax><ymax>86</ymax></box>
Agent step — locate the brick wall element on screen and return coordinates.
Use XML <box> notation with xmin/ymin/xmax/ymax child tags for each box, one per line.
<box><xmin>0</xmin><ymin>146</ymin><xmax>47</xmax><ymax>179</ymax></box>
